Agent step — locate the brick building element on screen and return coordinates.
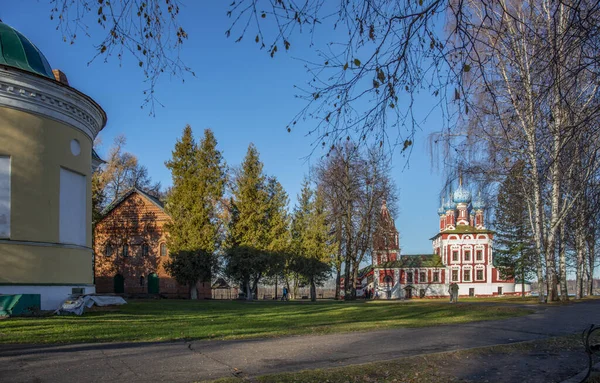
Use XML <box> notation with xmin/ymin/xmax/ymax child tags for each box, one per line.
<box><xmin>94</xmin><ymin>188</ymin><xmax>211</xmax><ymax>298</ymax></box>
<box><xmin>348</xmin><ymin>178</ymin><xmax>530</xmax><ymax>299</ymax></box>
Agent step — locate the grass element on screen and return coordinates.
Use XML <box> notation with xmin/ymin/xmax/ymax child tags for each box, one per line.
<box><xmin>0</xmin><ymin>299</ymin><xmax>532</xmax><ymax>344</ymax></box>
<box><xmin>206</xmin><ymin>335</ymin><xmax>585</xmax><ymax>383</ymax></box>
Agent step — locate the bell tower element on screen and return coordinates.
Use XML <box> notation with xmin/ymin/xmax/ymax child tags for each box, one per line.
<box><xmin>372</xmin><ymin>200</ymin><xmax>400</xmax><ymax>265</ymax></box>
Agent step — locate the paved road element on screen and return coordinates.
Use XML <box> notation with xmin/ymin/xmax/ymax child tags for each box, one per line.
<box><xmin>1</xmin><ymin>301</ymin><xmax>599</xmax><ymax>383</ymax></box>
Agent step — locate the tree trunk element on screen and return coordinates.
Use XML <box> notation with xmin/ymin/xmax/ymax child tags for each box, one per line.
<box><xmin>335</xmin><ymin>266</ymin><xmax>341</xmax><ymax>300</ymax></box>
<box><xmin>274</xmin><ymin>275</ymin><xmax>278</xmax><ymax>300</ymax></box>
<box><xmin>344</xmin><ymin>251</ymin><xmax>352</xmax><ymax>300</ymax></box>
<box><xmin>310</xmin><ymin>277</ymin><xmax>316</xmax><ymax>302</ymax></box>
<box><xmin>293</xmin><ymin>273</ymin><xmax>299</xmax><ymax>300</ymax></box>
<box><xmin>245</xmin><ymin>278</ymin><xmax>252</xmax><ymax>301</ymax></box>
<box><xmin>588</xmin><ymin>237</ymin><xmax>596</xmax><ymax>296</ymax></box>
<box><xmin>576</xmin><ymin>219</ymin><xmax>585</xmax><ymax>299</ymax></box>
<box><xmin>558</xmin><ymin>222</ymin><xmax>568</xmax><ymax>302</ymax></box>
<box><xmin>351</xmin><ymin>262</ymin><xmax>359</xmax><ymax>300</ymax></box>
<box><xmin>529</xmin><ymin>147</ymin><xmax>546</xmax><ymax>303</ymax></box>
<box><xmin>190</xmin><ymin>283</ymin><xmax>198</xmax><ymax>300</ymax></box>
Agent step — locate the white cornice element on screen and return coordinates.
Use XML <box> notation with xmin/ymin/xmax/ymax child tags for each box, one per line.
<box><xmin>0</xmin><ymin>66</ymin><xmax>107</xmax><ymax>140</ymax></box>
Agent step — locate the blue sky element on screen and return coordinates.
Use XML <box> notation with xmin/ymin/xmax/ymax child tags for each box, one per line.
<box><xmin>5</xmin><ymin>2</ymin><xmax>451</xmax><ymax>254</ymax></box>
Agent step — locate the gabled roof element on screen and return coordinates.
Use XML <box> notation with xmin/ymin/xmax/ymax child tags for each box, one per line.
<box><xmin>430</xmin><ymin>225</ymin><xmax>494</xmax><ymax>240</ymax></box>
<box><xmin>358</xmin><ymin>265</ymin><xmax>374</xmax><ymax>278</ymax></box>
<box><xmin>212</xmin><ymin>278</ymin><xmax>231</xmax><ymax>289</ymax></box>
<box><xmin>100</xmin><ymin>187</ymin><xmax>165</xmax><ymax>217</ymax></box>
<box><xmin>377</xmin><ymin>254</ymin><xmax>444</xmax><ymax>268</ymax></box>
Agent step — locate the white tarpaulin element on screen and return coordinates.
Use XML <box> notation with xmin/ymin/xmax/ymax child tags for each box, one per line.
<box><xmin>55</xmin><ymin>295</ymin><xmax>127</xmax><ymax>315</ymax></box>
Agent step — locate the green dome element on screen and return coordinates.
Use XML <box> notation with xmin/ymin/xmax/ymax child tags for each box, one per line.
<box><xmin>0</xmin><ymin>22</ymin><xmax>54</xmax><ymax>79</ymax></box>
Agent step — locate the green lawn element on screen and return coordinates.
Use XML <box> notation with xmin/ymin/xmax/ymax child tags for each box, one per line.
<box><xmin>0</xmin><ymin>299</ymin><xmax>532</xmax><ymax>344</ymax></box>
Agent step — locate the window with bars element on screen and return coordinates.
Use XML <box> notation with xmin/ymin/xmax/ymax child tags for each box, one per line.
<box><xmin>476</xmin><ymin>250</ymin><xmax>483</xmax><ymax>261</ymax></box>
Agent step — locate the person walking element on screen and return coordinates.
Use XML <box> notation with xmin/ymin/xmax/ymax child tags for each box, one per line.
<box><xmin>451</xmin><ymin>283</ymin><xmax>459</xmax><ymax>303</ymax></box>
<box><xmin>281</xmin><ymin>286</ymin><xmax>288</xmax><ymax>301</ymax></box>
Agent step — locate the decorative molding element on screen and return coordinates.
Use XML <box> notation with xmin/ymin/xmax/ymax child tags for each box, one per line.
<box><xmin>0</xmin><ymin>66</ymin><xmax>106</xmax><ymax>140</ymax></box>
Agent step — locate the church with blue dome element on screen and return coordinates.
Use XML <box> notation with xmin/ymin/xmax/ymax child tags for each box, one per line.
<box><xmin>352</xmin><ymin>177</ymin><xmax>530</xmax><ymax>299</ymax></box>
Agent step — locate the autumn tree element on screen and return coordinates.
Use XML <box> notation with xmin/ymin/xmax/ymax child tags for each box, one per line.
<box><xmin>97</xmin><ymin>135</ymin><xmax>161</xmax><ymax>207</ymax></box>
<box><xmin>164</xmin><ymin>126</ymin><xmax>226</xmax><ymax>299</ymax></box>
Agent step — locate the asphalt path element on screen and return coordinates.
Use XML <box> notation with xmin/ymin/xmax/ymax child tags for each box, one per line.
<box><xmin>1</xmin><ymin>300</ymin><xmax>599</xmax><ymax>382</ymax></box>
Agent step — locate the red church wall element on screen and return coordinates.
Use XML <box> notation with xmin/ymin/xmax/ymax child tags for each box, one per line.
<box><xmin>379</xmin><ymin>269</ymin><xmax>394</xmax><ymax>284</ymax></box>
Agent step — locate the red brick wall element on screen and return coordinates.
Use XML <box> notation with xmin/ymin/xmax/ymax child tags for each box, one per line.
<box><xmin>94</xmin><ymin>192</ymin><xmax>211</xmax><ymax>299</ymax></box>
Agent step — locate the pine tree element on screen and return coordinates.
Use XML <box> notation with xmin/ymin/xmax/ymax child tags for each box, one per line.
<box><xmin>264</xmin><ymin>176</ymin><xmax>291</xmax><ymax>298</ymax></box>
<box><xmin>291</xmin><ymin>180</ymin><xmax>334</xmax><ymax>301</ymax></box>
<box><xmin>494</xmin><ymin>161</ymin><xmax>536</xmax><ymax>297</ymax></box>
<box><xmin>164</xmin><ymin>126</ymin><xmax>226</xmax><ymax>299</ymax></box>
<box><xmin>224</xmin><ymin>143</ymin><xmax>271</xmax><ymax>300</ymax></box>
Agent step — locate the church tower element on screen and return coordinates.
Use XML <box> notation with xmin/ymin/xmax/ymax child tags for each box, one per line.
<box><xmin>372</xmin><ymin>200</ymin><xmax>400</xmax><ymax>266</ymax></box>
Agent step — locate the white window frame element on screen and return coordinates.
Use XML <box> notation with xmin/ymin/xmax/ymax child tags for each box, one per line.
<box><xmin>419</xmin><ymin>271</ymin><xmax>427</xmax><ymax>284</ymax></box>
<box><xmin>451</xmin><ymin>268</ymin><xmax>460</xmax><ymax>282</ymax></box>
<box><xmin>463</xmin><ymin>247</ymin><xmax>473</xmax><ymax>263</ymax></box>
<box><xmin>475</xmin><ymin>267</ymin><xmax>485</xmax><ymax>281</ymax></box>
<box><xmin>59</xmin><ymin>167</ymin><xmax>87</xmax><ymax>246</ymax></box>
<box><xmin>475</xmin><ymin>246</ymin><xmax>485</xmax><ymax>263</ymax></box>
<box><xmin>451</xmin><ymin>248</ymin><xmax>459</xmax><ymax>263</ymax></box>
<box><xmin>463</xmin><ymin>268</ymin><xmax>472</xmax><ymax>282</ymax></box>
<box><xmin>432</xmin><ymin>270</ymin><xmax>440</xmax><ymax>283</ymax></box>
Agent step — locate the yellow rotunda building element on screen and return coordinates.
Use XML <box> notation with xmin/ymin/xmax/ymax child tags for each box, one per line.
<box><xmin>0</xmin><ymin>22</ymin><xmax>107</xmax><ymax>309</ymax></box>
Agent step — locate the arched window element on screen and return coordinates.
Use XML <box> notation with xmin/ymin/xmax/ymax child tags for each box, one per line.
<box><xmin>160</xmin><ymin>242</ymin><xmax>167</xmax><ymax>257</ymax></box>
<box><xmin>141</xmin><ymin>243</ymin><xmax>149</xmax><ymax>257</ymax></box>
<box><xmin>105</xmin><ymin>243</ymin><xmax>113</xmax><ymax>257</ymax></box>
<box><xmin>383</xmin><ymin>276</ymin><xmax>393</xmax><ymax>286</ymax></box>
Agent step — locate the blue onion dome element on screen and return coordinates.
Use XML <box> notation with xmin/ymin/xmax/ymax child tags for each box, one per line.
<box><xmin>453</xmin><ymin>184</ymin><xmax>471</xmax><ymax>204</ymax></box>
<box><xmin>437</xmin><ymin>198</ymin><xmax>446</xmax><ymax>215</ymax></box>
<box><xmin>472</xmin><ymin>192</ymin><xmax>485</xmax><ymax>210</ymax></box>
<box><xmin>444</xmin><ymin>196</ymin><xmax>457</xmax><ymax>210</ymax></box>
